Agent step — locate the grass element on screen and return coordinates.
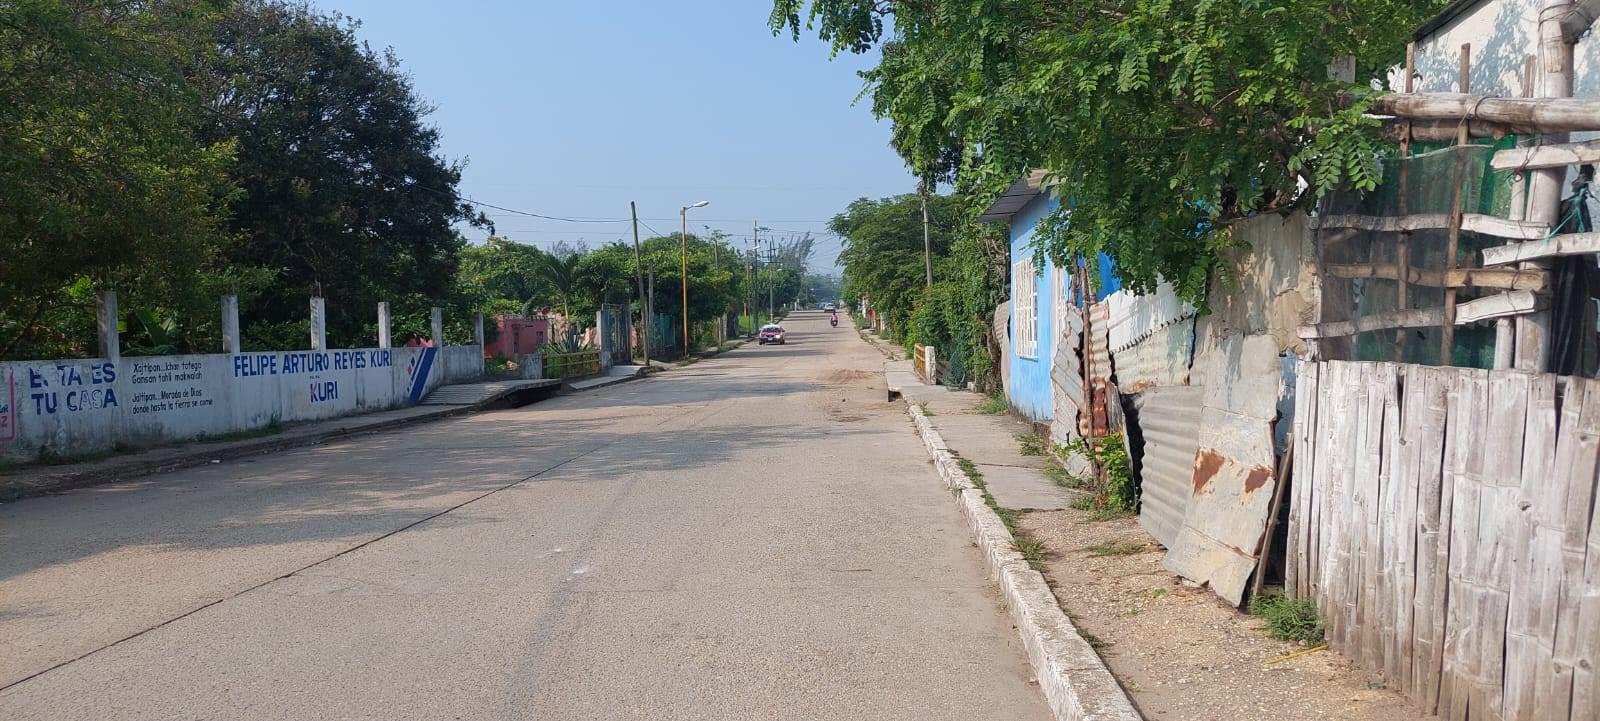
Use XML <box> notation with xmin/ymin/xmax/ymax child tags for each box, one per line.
<box><xmin>1083</xmin><ymin>539</ymin><xmax>1148</xmax><ymax>557</ymax></box>
<box><xmin>1042</xmin><ymin>459</ymin><xmax>1087</xmax><ymax>489</ymax></box>
<box><xmin>975</xmin><ymin>394</ymin><xmax>1009</xmax><ymax>415</ymax></box>
<box><xmin>1249</xmin><ymin>594</ymin><xmax>1327</xmax><ymax>645</ymax></box>
<box><xmin>917</xmin><ymin>401</ymin><xmax>935</xmax><ymax>416</ymax></box>
<box><xmin>1069</xmin><ymin>494</ymin><xmax>1136</xmax><ymax>522</ymax></box>
<box><xmin>1014</xmin><ymin>536</ymin><xmax>1048</xmax><ymax>569</ymax></box>
<box><xmin>1017</xmin><ymin>431</ymin><xmax>1048</xmax><ymax>456</ymax></box>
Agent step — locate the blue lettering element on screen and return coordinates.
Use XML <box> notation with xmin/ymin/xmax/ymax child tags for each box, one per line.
<box><xmin>32</xmin><ymin>392</ymin><xmax>55</xmax><ymax>414</ymax></box>
<box><xmin>93</xmin><ymin>362</ymin><xmax>115</xmax><ymax>384</ymax></box>
<box><xmin>28</xmin><ymin>369</ymin><xmax>46</xmax><ymax>389</ymax></box>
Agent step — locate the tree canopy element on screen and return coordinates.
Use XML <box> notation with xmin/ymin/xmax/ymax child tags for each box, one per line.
<box><xmin>0</xmin><ymin>0</ymin><xmax>239</xmax><ymax>358</ymax></box>
<box><xmin>206</xmin><ymin>0</ymin><xmax>486</xmax><ymax>349</ymax></box>
<box><xmin>773</xmin><ymin>0</ymin><xmax>1444</xmax><ymax>301</ymax></box>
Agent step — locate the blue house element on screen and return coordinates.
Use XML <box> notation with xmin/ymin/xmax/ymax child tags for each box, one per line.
<box><xmin>980</xmin><ymin>172</ymin><xmax>1119</xmax><ymax>422</ymax></box>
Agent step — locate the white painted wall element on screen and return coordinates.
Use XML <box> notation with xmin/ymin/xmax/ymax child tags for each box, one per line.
<box><xmin>1405</xmin><ymin>0</ymin><xmax>1600</xmax><ymax>98</ymax></box>
<box><xmin>0</xmin><ymin>345</ymin><xmax>475</xmax><ymax>464</ymax></box>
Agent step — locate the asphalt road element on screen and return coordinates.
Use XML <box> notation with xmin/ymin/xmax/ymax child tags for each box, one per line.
<box><xmin>0</xmin><ymin>311</ymin><xmax>1049</xmax><ymax>721</ymax></box>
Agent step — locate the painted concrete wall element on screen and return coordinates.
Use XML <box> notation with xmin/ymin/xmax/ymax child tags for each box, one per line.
<box><xmin>1004</xmin><ymin>192</ymin><xmax>1123</xmax><ymax>422</ymax></box>
<box><xmin>1006</xmin><ymin>193</ymin><xmax>1063</xmax><ymax>422</ymax></box>
<box><xmin>0</xmin><ymin>344</ymin><xmax>474</xmax><ymax>464</ymax></box>
<box><xmin>1406</xmin><ymin>0</ymin><xmax>1600</xmax><ymax>99</ymax></box>
<box><xmin>438</xmin><ymin>345</ymin><xmax>485</xmax><ymax>385</ymax></box>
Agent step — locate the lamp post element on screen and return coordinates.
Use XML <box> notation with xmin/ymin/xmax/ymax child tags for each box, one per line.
<box><xmin>680</xmin><ymin>200</ymin><xmax>709</xmax><ymax>354</ymax></box>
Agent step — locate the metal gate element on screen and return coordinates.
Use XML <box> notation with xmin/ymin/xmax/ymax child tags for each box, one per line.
<box><xmin>600</xmin><ymin>303</ymin><xmax>630</xmax><ymax>366</ymax></box>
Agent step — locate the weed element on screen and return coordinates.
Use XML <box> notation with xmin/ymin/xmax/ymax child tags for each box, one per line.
<box><xmin>1057</xmin><ymin>433</ymin><xmax>1136</xmax><ymax>512</ymax></box>
<box><xmin>1084</xmin><ymin>539</ymin><xmax>1147</xmax><ymax>557</ymax></box>
<box><xmin>1069</xmin><ymin>495</ymin><xmax>1098</xmax><ymax>511</ymax></box>
<box><xmin>975</xmin><ymin>394</ymin><xmax>1009</xmax><ymax>415</ymax></box>
<box><xmin>1137</xmin><ymin>587</ymin><xmax>1169</xmax><ymax>600</ymax></box>
<box><xmin>1015</xmin><ymin>536</ymin><xmax>1048</xmax><ymax>569</ymax></box>
<box><xmin>1249</xmin><ymin>595</ymin><xmax>1326</xmax><ymax>645</ymax></box>
<box><xmin>1084</xmin><ymin>506</ymin><xmax>1135</xmax><ymax>522</ymax></box>
<box><xmin>1042</xmin><ymin>461</ymin><xmax>1087</xmax><ymax>489</ymax></box>
<box><xmin>1017</xmin><ymin>431</ymin><xmax>1048</xmax><ymax>456</ymax></box>
<box><xmin>917</xmin><ymin>401</ymin><xmax>935</xmax><ymax>416</ymax></box>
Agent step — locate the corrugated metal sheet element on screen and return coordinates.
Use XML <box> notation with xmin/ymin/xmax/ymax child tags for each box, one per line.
<box><xmin>1049</xmin><ymin>305</ymin><xmax>1085</xmax><ymax>447</ymax></box>
<box><xmin>1105</xmin><ymin>282</ymin><xmax>1196</xmax><ymax>353</ymax></box>
<box><xmin>1086</xmin><ymin>302</ymin><xmax>1112</xmax><ymax>433</ymax></box>
<box><xmin>1112</xmin><ymin>319</ymin><xmax>1195</xmax><ymax>392</ymax></box>
<box><xmin>1131</xmin><ymin>385</ymin><xmax>1205</xmax><ymax>548</ymax></box>
<box><xmin>1161</xmin><ymin>333</ymin><xmax>1284</xmax><ymax>607</ymax></box>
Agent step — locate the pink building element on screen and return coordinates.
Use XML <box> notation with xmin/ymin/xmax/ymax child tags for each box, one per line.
<box><xmin>483</xmin><ymin>315</ymin><xmax>549</xmax><ymax>359</ymax></box>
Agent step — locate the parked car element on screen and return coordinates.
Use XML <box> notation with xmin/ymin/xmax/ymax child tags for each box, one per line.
<box><xmin>822</xmin><ymin>302</ymin><xmax>836</xmax><ymax>311</ymax></box>
<box><xmin>758</xmin><ymin>324</ymin><xmax>786</xmax><ymax>345</ymax></box>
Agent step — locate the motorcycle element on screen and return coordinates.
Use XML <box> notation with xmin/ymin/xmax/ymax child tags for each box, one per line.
<box><xmin>830</xmin><ymin>316</ymin><xmax>839</xmax><ymax>327</ymax></box>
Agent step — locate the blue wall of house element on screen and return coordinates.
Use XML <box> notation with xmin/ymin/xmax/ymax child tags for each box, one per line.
<box><xmin>1006</xmin><ymin>193</ymin><xmax>1059</xmax><ymax>422</ymax></box>
<box><xmin>1004</xmin><ymin>192</ymin><xmax>1122</xmax><ymax>423</ymax></box>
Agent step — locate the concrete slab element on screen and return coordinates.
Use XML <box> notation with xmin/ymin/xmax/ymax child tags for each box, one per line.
<box><xmin>972</xmin><ymin>463</ymin><xmax>1075</xmax><ymax>510</ymax></box>
<box><xmin>928</xmin><ymin>415</ymin><xmax>1047</xmax><ymax>469</ymax></box>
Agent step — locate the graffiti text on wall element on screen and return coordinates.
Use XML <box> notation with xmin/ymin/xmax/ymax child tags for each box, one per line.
<box><xmin>127</xmin><ymin>359</ymin><xmax>211</xmax><ymax>416</ymax></box>
<box><xmin>28</xmin><ymin>363</ymin><xmax>118</xmax><ymax>415</ymax></box>
<box><xmin>233</xmin><ymin>350</ymin><xmax>393</xmax><ymax>378</ymax></box>
<box><xmin>1</xmin><ymin>370</ymin><xmax>15</xmax><ymax>444</ymax></box>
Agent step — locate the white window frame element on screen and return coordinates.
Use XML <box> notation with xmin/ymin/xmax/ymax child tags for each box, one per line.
<box><xmin>1014</xmin><ymin>257</ymin><xmax>1038</xmax><ymax>359</ymax></box>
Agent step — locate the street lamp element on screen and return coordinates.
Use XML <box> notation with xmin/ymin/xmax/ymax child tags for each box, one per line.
<box><xmin>680</xmin><ymin>200</ymin><xmax>709</xmax><ymax>353</ymax></box>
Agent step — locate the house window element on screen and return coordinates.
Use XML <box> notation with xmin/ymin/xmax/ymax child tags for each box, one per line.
<box><xmin>1014</xmin><ymin>257</ymin><xmax>1038</xmax><ymax>358</ymax></box>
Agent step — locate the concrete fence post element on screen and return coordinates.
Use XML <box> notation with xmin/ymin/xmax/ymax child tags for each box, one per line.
<box><xmin>596</xmin><ymin>309</ymin><xmax>613</xmax><ymax>373</ymax></box>
<box><xmin>309</xmin><ymin>296</ymin><xmax>327</xmax><ymax>351</ymax></box>
<box><xmin>926</xmin><ymin>346</ymin><xmax>938</xmax><ymax>385</ymax></box>
<box><xmin>473</xmin><ymin>313</ymin><xmax>485</xmax><ymax>350</ymax></box>
<box><xmin>429</xmin><ymin>307</ymin><xmax>443</xmax><ymax>348</ymax></box>
<box><xmin>377</xmin><ymin>301</ymin><xmax>392</xmax><ymax>349</ymax></box>
<box><xmin>96</xmin><ymin>289</ymin><xmax>120</xmax><ymax>361</ymax></box>
<box><xmin>221</xmin><ymin>295</ymin><xmax>241</xmax><ymax>354</ymax></box>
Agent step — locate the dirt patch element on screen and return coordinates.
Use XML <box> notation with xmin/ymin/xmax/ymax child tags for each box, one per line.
<box><xmin>823</xmin><ymin>368</ymin><xmax>875</xmax><ymax>384</ymax></box>
<box><xmin>1017</xmin><ymin>509</ymin><xmax>1433</xmax><ymax>721</ymax></box>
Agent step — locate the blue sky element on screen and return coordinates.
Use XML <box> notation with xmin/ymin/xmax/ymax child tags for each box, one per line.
<box><xmin>323</xmin><ymin>0</ymin><xmax>915</xmax><ymax>271</ymax></box>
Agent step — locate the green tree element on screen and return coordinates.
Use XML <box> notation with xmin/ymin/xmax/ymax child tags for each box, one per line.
<box><xmin>830</xmin><ymin>193</ymin><xmax>958</xmax><ymax>337</ymax></box>
<box><xmin>203</xmin><ymin>0</ymin><xmax>487</xmax><ymax>349</ymax></box>
<box><xmin>531</xmin><ymin>242</ymin><xmax>586</xmax><ymax>320</ymax></box>
<box><xmin>774</xmin><ymin>0</ymin><xmax>1442</xmax><ymax>302</ymax></box>
<box><xmin>0</xmin><ymin>0</ymin><xmax>241</xmax><ymax>359</ymax></box>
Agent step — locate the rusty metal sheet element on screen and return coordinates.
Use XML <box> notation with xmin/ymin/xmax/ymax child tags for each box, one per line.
<box><xmin>1130</xmin><ymin>385</ymin><xmax>1205</xmax><ymax>548</ymax></box>
<box><xmin>1105</xmin><ymin>282</ymin><xmax>1196</xmax><ymax>353</ymax></box>
<box><xmin>1111</xmin><ymin>319</ymin><xmax>1195</xmax><ymax>392</ymax></box>
<box><xmin>1161</xmin><ymin>333</ymin><xmax>1285</xmax><ymax>606</ymax></box>
<box><xmin>1086</xmin><ymin>302</ymin><xmax>1113</xmax><ymax>434</ymax></box>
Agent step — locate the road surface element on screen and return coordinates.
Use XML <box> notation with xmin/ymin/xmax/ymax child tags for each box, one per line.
<box><xmin>0</xmin><ymin>311</ymin><xmax>1049</xmax><ymax>720</ymax></box>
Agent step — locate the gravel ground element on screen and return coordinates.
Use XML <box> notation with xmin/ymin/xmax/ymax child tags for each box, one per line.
<box><xmin>1017</xmin><ymin>508</ymin><xmax>1437</xmax><ymax>721</ymax></box>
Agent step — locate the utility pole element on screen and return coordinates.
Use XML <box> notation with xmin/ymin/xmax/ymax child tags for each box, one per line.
<box><xmin>921</xmin><ymin>179</ymin><xmax>934</xmax><ymax>287</ymax></box>
<box><xmin>680</xmin><ymin>208</ymin><xmax>690</xmax><ymax>354</ymax></box>
<box><xmin>768</xmin><ymin>237</ymin><xmax>776</xmax><ymax>319</ymax></box>
<box><xmin>631</xmin><ymin>201</ymin><xmax>648</xmax><ymax>363</ymax></box>
<box><xmin>648</xmin><ymin>260</ymin><xmax>656</xmax><ymax>350</ymax></box>
<box><xmin>752</xmin><ymin>221</ymin><xmax>760</xmax><ymax>326</ymax></box>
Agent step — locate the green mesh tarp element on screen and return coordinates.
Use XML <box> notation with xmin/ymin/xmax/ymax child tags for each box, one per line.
<box><xmin>1316</xmin><ymin>137</ymin><xmax>1521</xmax><ymax>368</ymax></box>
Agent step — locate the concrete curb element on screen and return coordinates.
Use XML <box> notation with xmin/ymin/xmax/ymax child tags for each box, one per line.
<box><xmin>907</xmin><ymin>404</ymin><xmax>1143</xmax><ymax>721</ymax></box>
<box><xmin>0</xmin><ymin>404</ymin><xmax>473</xmax><ymax>502</ymax></box>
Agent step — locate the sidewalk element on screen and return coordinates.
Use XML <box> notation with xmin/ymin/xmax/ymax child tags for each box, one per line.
<box><xmin>887</xmin><ymin>360</ymin><xmax>1078</xmax><ymax>510</ymax></box>
<box><xmin>889</xmin><ymin>360</ymin><xmax>1433</xmax><ymax>721</ymax></box>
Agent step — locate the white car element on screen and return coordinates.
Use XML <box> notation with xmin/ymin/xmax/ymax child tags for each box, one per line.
<box><xmin>822</xmin><ymin>302</ymin><xmax>836</xmax><ymax>311</ymax></box>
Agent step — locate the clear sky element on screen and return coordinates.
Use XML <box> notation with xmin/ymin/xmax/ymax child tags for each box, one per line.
<box><xmin>322</xmin><ymin>0</ymin><xmax>915</xmax><ymax>271</ymax></box>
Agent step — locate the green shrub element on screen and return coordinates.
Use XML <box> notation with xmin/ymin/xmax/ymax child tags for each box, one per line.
<box><xmin>1250</xmin><ymin>595</ymin><xmax>1326</xmax><ymax>645</ymax></box>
